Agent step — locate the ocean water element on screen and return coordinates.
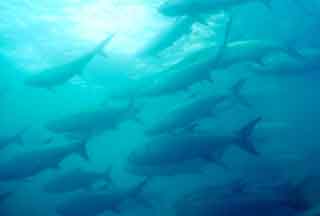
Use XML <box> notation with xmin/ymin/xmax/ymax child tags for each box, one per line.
<box><xmin>1</xmin><ymin>0</ymin><xmax>320</xmax><ymax>215</ymax></box>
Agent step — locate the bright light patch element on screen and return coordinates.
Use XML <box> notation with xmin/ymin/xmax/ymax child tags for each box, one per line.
<box><xmin>66</xmin><ymin>0</ymin><xmax>169</xmax><ymax>55</ymax></box>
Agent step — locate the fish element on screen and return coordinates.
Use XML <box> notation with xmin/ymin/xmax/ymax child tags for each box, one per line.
<box><xmin>145</xmin><ymin>78</ymin><xmax>250</xmax><ymax>136</ymax></box>
<box><xmin>214</xmin><ymin>39</ymin><xmax>304</xmax><ymax>69</ymax></box>
<box><xmin>137</xmin><ymin>17</ymin><xmax>195</xmax><ymax>57</ymax></box>
<box><xmin>174</xmin><ymin>181</ymin><xmax>308</xmax><ymax>216</ymax></box>
<box><xmin>56</xmin><ymin>178</ymin><xmax>150</xmax><ymax>216</ymax></box>
<box><xmin>0</xmin><ymin>139</ymin><xmax>88</xmax><ymax>181</ymax></box>
<box><xmin>0</xmin><ymin>127</ymin><xmax>27</xmax><ymax>150</ymax></box>
<box><xmin>158</xmin><ymin>0</ymin><xmax>271</xmax><ymax>18</ymax></box>
<box><xmin>249</xmin><ymin>48</ymin><xmax>320</xmax><ymax>76</ymax></box>
<box><xmin>129</xmin><ymin>117</ymin><xmax>262</xmax><ymax>167</ymax></box>
<box><xmin>46</xmin><ymin>101</ymin><xmax>140</xmax><ymax>139</ymax></box>
<box><xmin>43</xmin><ymin>166</ymin><xmax>113</xmax><ymax>194</ymax></box>
<box><xmin>24</xmin><ymin>34</ymin><xmax>114</xmax><ymax>90</ymax></box>
<box><xmin>145</xmin><ymin>95</ymin><xmax>228</xmax><ymax>136</ymax></box>
<box><xmin>111</xmin><ymin>22</ymin><xmax>301</xmax><ymax>99</ymax></box>
<box><xmin>108</xmin><ymin>17</ymin><xmax>233</xmax><ymax>99</ymax></box>
<box><xmin>140</xmin><ymin>32</ymin><xmax>304</xmax><ymax>97</ymax></box>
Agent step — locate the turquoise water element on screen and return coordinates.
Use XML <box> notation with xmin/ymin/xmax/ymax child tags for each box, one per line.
<box><xmin>1</xmin><ymin>0</ymin><xmax>320</xmax><ymax>215</ymax></box>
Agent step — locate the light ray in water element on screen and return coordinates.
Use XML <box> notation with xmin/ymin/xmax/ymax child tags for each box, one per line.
<box><xmin>66</xmin><ymin>0</ymin><xmax>170</xmax><ymax>55</ymax></box>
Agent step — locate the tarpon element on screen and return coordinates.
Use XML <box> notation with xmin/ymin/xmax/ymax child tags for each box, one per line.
<box><xmin>43</xmin><ymin>167</ymin><xmax>112</xmax><ymax>194</ymax></box>
<box><xmin>249</xmin><ymin>48</ymin><xmax>320</xmax><ymax>75</ymax></box>
<box><xmin>174</xmin><ymin>181</ymin><xmax>309</xmax><ymax>216</ymax></box>
<box><xmin>129</xmin><ymin>117</ymin><xmax>262</xmax><ymax>167</ymax></box>
<box><xmin>109</xmin><ymin>17</ymin><xmax>233</xmax><ymax>99</ymax></box>
<box><xmin>0</xmin><ymin>139</ymin><xmax>88</xmax><ymax>181</ymax></box>
<box><xmin>110</xmin><ymin>19</ymin><xmax>301</xmax><ymax>99</ymax></box>
<box><xmin>24</xmin><ymin>34</ymin><xmax>113</xmax><ymax>90</ymax></box>
<box><xmin>56</xmin><ymin>178</ymin><xmax>149</xmax><ymax>216</ymax></box>
<box><xmin>215</xmin><ymin>39</ymin><xmax>304</xmax><ymax>69</ymax></box>
<box><xmin>145</xmin><ymin>79</ymin><xmax>250</xmax><ymax>136</ymax></box>
<box><xmin>46</xmin><ymin>101</ymin><xmax>140</xmax><ymax>139</ymax></box>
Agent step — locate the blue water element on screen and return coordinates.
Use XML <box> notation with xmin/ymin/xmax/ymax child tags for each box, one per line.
<box><xmin>1</xmin><ymin>0</ymin><xmax>320</xmax><ymax>215</ymax></box>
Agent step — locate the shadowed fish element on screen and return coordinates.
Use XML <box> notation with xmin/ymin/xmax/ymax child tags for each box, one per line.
<box><xmin>43</xmin><ymin>166</ymin><xmax>113</xmax><ymax>194</ymax></box>
<box><xmin>159</xmin><ymin>0</ymin><xmax>271</xmax><ymax>17</ymax></box>
<box><xmin>110</xmin><ymin>19</ymin><xmax>301</xmax><ymax>99</ymax></box>
<box><xmin>24</xmin><ymin>34</ymin><xmax>113</xmax><ymax>90</ymax></box>
<box><xmin>0</xmin><ymin>139</ymin><xmax>88</xmax><ymax>181</ymax></box>
<box><xmin>46</xmin><ymin>101</ymin><xmax>140</xmax><ymax>139</ymax></box>
<box><xmin>56</xmin><ymin>178</ymin><xmax>150</xmax><ymax>216</ymax></box>
<box><xmin>109</xmin><ymin>17</ymin><xmax>233</xmax><ymax>99</ymax></box>
<box><xmin>145</xmin><ymin>79</ymin><xmax>250</xmax><ymax>136</ymax></box>
<box><xmin>214</xmin><ymin>39</ymin><xmax>304</xmax><ymax>69</ymax></box>
<box><xmin>141</xmin><ymin>39</ymin><xmax>303</xmax><ymax>94</ymax></box>
<box><xmin>174</xmin><ymin>181</ymin><xmax>309</xmax><ymax>216</ymax></box>
<box><xmin>249</xmin><ymin>48</ymin><xmax>320</xmax><ymax>76</ymax></box>
<box><xmin>137</xmin><ymin>37</ymin><xmax>304</xmax><ymax>97</ymax></box>
<box><xmin>129</xmin><ymin>117</ymin><xmax>262</xmax><ymax>168</ymax></box>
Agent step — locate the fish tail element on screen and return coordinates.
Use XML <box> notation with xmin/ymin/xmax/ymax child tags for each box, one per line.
<box><xmin>213</xmin><ymin>14</ymin><xmax>233</xmax><ymax>65</ymax></box>
<box><xmin>235</xmin><ymin>117</ymin><xmax>262</xmax><ymax>155</ymax></box>
<box><xmin>74</xmin><ymin>137</ymin><xmax>90</xmax><ymax>161</ymax></box>
<box><xmin>230</xmin><ymin>78</ymin><xmax>252</xmax><ymax>108</ymax></box>
<box><xmin>14</xmin><ymin>127</ymin><xmax>29</xmax><ymax>146</ymax></box>
<box><xmin>103</xmin><ymin>165</ymin><xmax>113</xmax><ymax>184</ymax></box>
<box><xmin>94</xmin><ymin>34</ymin><xmax>115</xmax><ymax>57</ymax></box>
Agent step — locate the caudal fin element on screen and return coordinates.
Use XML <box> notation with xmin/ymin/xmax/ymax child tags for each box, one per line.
<box><xmin>235</xmin><ymin>117</ymin><xmax>262</xmax><ymax>155</ymax></box>
<box><xmin>128</xmin><ymin>177</ymin><xmax>153</xmax><ymax>208</ymax></box>
<box><xmin>13</xmin><ymin>127</ymin><xmax>28</xmax><ymax>146</ymax></box>
<box><xmin>213</xmin><ymin>14</ymin><xmax>233</xmax><ymax>64</ymax></box>
<box><xmin>93</xmin><ymin>34</ymin><xmax>115</xmax><ymax>57</ymax></box>
<box><xmin>230</xmin><ymin>78</ymin><xmax>251</xmax><ymax>108</ymax></box>
<box><xmin>103</xmin><ymin>165</ymin><xmax>113</xmax><ymax>184</ymax></box>
<box><xmin>286</xmin><ymin>174</ymin><xmax>320</xmax><ymax>211</ymax></box>
<box><xmin>74</xmin><ymin>138</ymin><xmax>90</xmax><ymax>161</ymax></box>
<box><xmin>128</xmin><ymin>177</ymin><xmax>152</xmax><ymax>198</ymax></box>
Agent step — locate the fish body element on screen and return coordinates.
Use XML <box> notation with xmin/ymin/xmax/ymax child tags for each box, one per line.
<box><xmin>24</xmin><ymin>35</ymin><xmax>113</xmax><ymax>89</ymax></box>
<box><xmin>0</xmin><ymin>141</ymin><xmax>87</xmax><ymax>181</ymax></box>
<box><xmin>44</xmin><ymin>167</ymin><xmax>112</xmax><ymax>194</ymax></box>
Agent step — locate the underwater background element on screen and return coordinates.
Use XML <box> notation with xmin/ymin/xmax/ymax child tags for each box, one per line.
<box><xmin>1</xmin><ymin>0</ymin><xmax>320</xmax><ymax>215</ymax></box>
